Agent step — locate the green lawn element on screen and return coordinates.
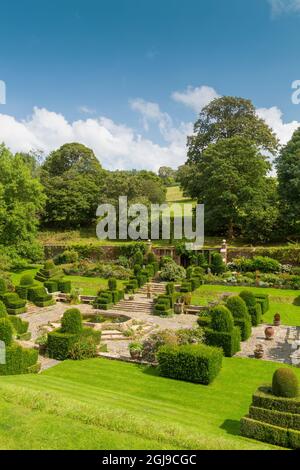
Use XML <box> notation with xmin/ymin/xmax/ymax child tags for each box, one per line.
<box><xmin>9</xmin><ymin>268</ymin><xmax>124</xmax><ymax>296</ymax></box>
<box><xmin>0</xmin><ymin>356</ymin><xmax>296</xmax><ymax>450</ymax></box>
<box><xmin>192</xmin><ymin>285</ymin><xmax>300</xmax><ymax>326</ymax></box>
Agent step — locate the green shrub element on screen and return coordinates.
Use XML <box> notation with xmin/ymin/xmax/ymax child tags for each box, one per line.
<box><xmin>19</xmin><ymin>274</ymin><xmax>34</xmax><ymax>286</ymax></box>
<box><xmin>234</xmin><ymin>318</ymin><xmax>252</xmax><ymax>341</ymax></box>
<box><xmin>44</xmin><ymin>280</ymin><xmax>59</xmax><ymax>293</ymax></box>
<box><xmin>226</xmin><ymin>296</ymin><xmax>248</xmax><ymax>319</ymax></box>
<box><xmin>253</xmin><ymin>386</ymin><xmax>300</xmax><ymax>414</ymax></box>
<box><xmin>58</xmin><ymin>280</ymin><xmax>71</xmax><ymax>293</ymax></box>
<box><xmin>47</xmin><ymin>330</ymin><xmax>79</xmax><ymax>360</ymax></box>
<box><xmin>61</xmin><ymin>308</ymin><xmax>82</xmax><ymax>334</ymax></box>
<box><xmin>248</xmin><ymin>303</ymin><xmax>262</xmax><ymax>326</ymax></box>
<box><xmin>166</xmin><ymin>283</ymin><xmax>175</xmax><ymax>296</ymax></box>
<box><xmin>0</xmin><ymin>301</ymin><xmax>7</xmax><ymax>318</ymax></box>
<box><xmin>249</xmin><ymin>405</ymin><xmax>300</xmax><ymax>431</ymax></box>
<box><xmin>180</xmin><ymin>281</ymin><xmax>192</xmax><ymax>293</ymax></box>
<box><xmin>0</xmin><ymin>278</ymin><xmax>7</xmax><ymax>294</ymax></box>
<box><xmin>45</xmin><ymin>260</ymin><xmax>55</xmax><ymax>270</ymax></box>
<box><xmin>210</xmin><ymin>253</ymin><xmax>226</xmax><ymax>275</ymax></box>
<box><xmin>239</xmin><ymin>290</ymin><xmax>256</xmax><ymax>308</ymax></box>
<box><xmin>272</xmin><ymin>368</ymin><xmax>299</xmax><ymax>398</ymax></box>
<box><xmin>157</xmin><ymin>343</ymin><xmax>223</xmax><ymax>384</ymax></box>
<box><xmin>240</xmin><ymin>416</ymin><xmax>300</xmax><ymax>449</ymax></box>
<box><xmin>16</xmin><ymin>285</ymin><xmax>29</xmax><ymax>300</ymax></box>
<box><xmin>0</xmin><ymin>343</ymin><xmax>39</xmax><ymax>376</ymax></box>
<box><xmin>186</xmin><ymin>267</ymin><xmax>193</xmax><ymax>279</ymax></box>
<box><xmin>27</xmin><ymin>286</ymin><xmax>53</xmax><ymax>307</ymax></box>
<box><xmin>211</xmin><ymin>305</ymin><xmax>234</xmax><ymax>332</ymax></box>
<box><xmin>205</xmin><ymin>327</ymin><xmax>241</xmax><ymax>357</ymax></box>
<box><xmin>160</xmin><ymin>262</ymin><xmax>186</xmax><ymax>282</ymax></box>
<box><xmin>54</xmin><ymin>249</ymin><xmax>79</xmax><ymax>265</ymax></box>
<box><xmin>255</xmin><ymin>294</ymin><xmax>270</xmax><ymax>314</ymax></box>
<box><xmin>197</xmin><ymin>316</ymin><xmax>212</xmax><ymax>328</ymax></box>
<box><xmin>108</xmin><ymin>278</ymin><xmax>117</xmax><ymax>291</ymax></box>
<box><xmin>8</xmin><ymin>315</ymin><xmax>29</xmax><ymax>335</ymax></box>
<box><xmin>68</xmin><ymin>336</ymin><xmax>98</xmax><ymax>360</ymax></box>
<box><xmin>0</xmin><ymin>318</ymin><xmax>13</xmax><ymax>345</ymax></box>
<box><xmin>2</xmin><ymin>293</ymin><xmax>26</xmax><ymax>314</ymax></box>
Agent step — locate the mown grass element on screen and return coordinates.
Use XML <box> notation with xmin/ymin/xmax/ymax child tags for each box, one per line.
<box><xmin>192</xmin><ymin>285</ymin><xmax>300</xmax><ymax>326</ymax></box>
<box><xmin>0</xmin><ymin>357</ymin><xmax>298</xmax><ymax>450</ymax></box>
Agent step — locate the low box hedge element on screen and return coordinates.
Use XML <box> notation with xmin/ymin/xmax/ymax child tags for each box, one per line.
<box><xmin>0</xmin><ymin>343</ymin><xmax>39</xmax><ymax>376</ymax></box>
<box><xmin>44</xmin><ymin>280</ymin><xmax>59</xmax><ymax>293</ymax></box>
<box><xmin>252</xmin><ymin>386</ymin><xmax>300</xmax><ymax>414</ymax></box>
<box><xmin>47</xmin><ymin>330</ymin><xmax>79</xmax><ymax>360</ymax></box>
<box><xmin>197</xmin><ymin>316</ymin><xmax>212</xmax><ymax>327</ymax></box>
<box><xmin>8</xmin><ymin>315</ymin><xmax>29</xmax><ymax>335</ymax></box>
<box><xmin>255</xmin><ymin>294</ymin><xmax>269</xmax><ymax>314</ymax></box>
<box><xmin>58</xmin><ymin>280</ymin><xmax>71</xmax><ymax>293</ymax></box>
<box><xmin>249</xmin><ymin>405</ymin><xmax>300</xmax><ymax>431</ymax></box>
<box><xmin>248</xmin><ymin>303</ymin><xmax>262</xmax><ymax>326</ymax></box>
<box><xmin>157</xmin><ymin>343</ymin><xmax>223</xmax><ymax>384</ymax></box>
<box><xmin>240</xmin><ymin>416</ymin><xmax>300</xmax><ymax>449</ymax></box>
<box><xmin>204</xmin><ymin>327</ymin><xmax>241</xmax><ymax>357</ymax></box>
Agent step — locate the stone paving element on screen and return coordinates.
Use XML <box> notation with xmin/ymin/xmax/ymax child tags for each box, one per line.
<box><xmin>235</xmin><ymin>323</ymin><xmax>300</xmax><ymax>364</ymax></box>
<box><xmin>19</xmin><ymin>290</ymin><xmax>198</xmax><ymax>364</ymax></box>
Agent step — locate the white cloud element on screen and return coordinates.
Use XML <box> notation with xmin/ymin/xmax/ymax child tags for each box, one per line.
<box><xmin>268</xmin><ymin>0</ymin><xmax>300</xmax><ymax>15</ymax></box>
<box><xmin>171</xmin><ymin>85</ymin><xmax>219</xmax><ymax>113</ymax></box>
<box><xmin>78</xmin><ymin>105</ymin><xmax>96</xmax><ymax>115</ymax></box>
<box><xmin>0</xmin><ymin>106</ymin><xmax>189</xmax><ymax>171</ymax></box>
<box><xmin>257</xmin><ymin>106</ymin><xmax>300</xmax><ymax>145</ymax></box>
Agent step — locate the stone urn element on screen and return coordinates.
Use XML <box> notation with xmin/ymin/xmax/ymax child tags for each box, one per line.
<box><xmin>273</xmin><ymin>313</ymin><xmax>281</xmax><ymax>327</ymax></box>
<box><xmin>265</xmin><ymin>326</ymin><xmax>275</xmax><ymax>340</ymax></box>
<box><xmin>254</xmin><ymin>344</ymin><xmax>264</xmax><ymax>359</ymax></box>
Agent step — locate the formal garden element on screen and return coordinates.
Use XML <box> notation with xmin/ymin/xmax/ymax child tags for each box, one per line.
<box><xmin>1</xmin><ymin>96</ymin><xmax>300</xmax><ymax>450</ymax></box>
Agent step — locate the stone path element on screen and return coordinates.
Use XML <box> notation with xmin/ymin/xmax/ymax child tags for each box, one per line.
<box><xmin>19</xmin><ymin>282</ymin><xmax>198</xmax><ymax>363</ymax></box>
<box><xmin>235</xmin><ymin>323</ymin><xmax>300</xmax><ymax>364</ymax></box>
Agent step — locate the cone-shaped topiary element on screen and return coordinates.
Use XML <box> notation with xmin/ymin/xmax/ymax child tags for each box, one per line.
<box><xmin>61</xmin><ymin>308</ymin><xmax>83</xmax><ymax>334</ymax></box>
<box><xmin>0</xmin><ymin>301</ymin><xmax>8</xmax><ymax>319</ymax></box>
<box><xmin>108</xmin><ymin>278</ymin><xmax>117</xmax><ymax>290</ymax></box>
<box><xmin>211</xmin><ymin>305</ymin><xmax>234</xmax><ymax>332</ymax></box>
<box><xmin>0</xmin><ymin>318</ymin><xmax>13</xmax><ymax>346</ymax></box>
<box><xmin>226</xmin><ymin>296</ymin><xmax>249</xmax><ymax>319</ymax></box>
<box><xmin>19</xmin><ymin>274</ymin><xmax>34</xmax><ymax>286</ymax></box>
<box><xmin>272</xmin><ymin>368</ymin><xmax>299</xmax><ymax>398</ymax></box>
<box><xmin>239</xmin><ymin>290</ymin><xmax>256</xmax><ymax>308</ymax></box>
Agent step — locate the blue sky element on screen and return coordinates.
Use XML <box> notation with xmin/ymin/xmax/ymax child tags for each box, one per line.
<box><xmin>0</xmin><ymin>0</ymin><xmax>300</xmax><ymax>170</ymax></box>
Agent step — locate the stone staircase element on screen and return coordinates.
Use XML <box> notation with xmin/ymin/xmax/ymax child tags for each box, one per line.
<box><xmin>139</xmin><ymin>281</ymin><xmax>167</xmax><ymax>295</ymax></box>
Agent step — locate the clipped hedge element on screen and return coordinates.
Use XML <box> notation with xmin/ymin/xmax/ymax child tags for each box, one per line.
<box><xmin>1</xmin><ymin>292</ymin><xmax>26</xmax><ymax>315</ymax></box>
<box><xmin>0</xmin><ymin>318</ymin><xmax>13</xmax><ymax>346</ymax></box>
<box><xmin>226</xmin><ymin>296</ymin><xmax>252</xmax><ymax>341</ymax></box>
<box><xmin>8</xmin><ymin>315</ymin><xmax>29</xmax><ymax>335</ymax></box>
<box><xmin>0</xmin><ymin>343</ymin><xmax>39</xmax><ymax>376</ymax></box>
<box><xmin>205</xmin><ymin>327</ymin><xmax>241</xmax><ymax>357</ymax></box>
<box><xmin>47</xmin><ymin>330</ymin><xmax>79</xmax><ymax>360</ymax></box>
<box><xmin>157</xmin><ymin>343</ymin><xmax>223</xmax><ymax>384</ymax></box>
<box><xmin>58</xmin><ymin>280</ymin><xmax>71</xmax><ymax>293</ymax></box>
<box><xmin>27</xmin><ymin>286</ymin><xmax>54</xmax><ymax>307</ymax></box>
<box><xmin>240</xmin><ymin>416</ymin><xmax>300</xmax><ymax>449</ymax></box>
<box><xmin>255</xmin><ymin>294</ymin><xmax>270</xmax><ymax>315</ymax></box>
<box><xmin>272</xmin><ymin>368</ymin><xmax>299</xmax><ymax>398</ymax></box>
<box><xmin>211</xmin><ymin>306</ymin><xmax>234</xmax><ymax>333</ymax></box>
<box><xmin>61</xmin><ymin>308</ymin><xmax>83</xmax><ymax>335</ymax></box>
<box><xmin>253</xmin><ymin>386</ymin><xmax>300</xmax><ymax>414</ymax></box>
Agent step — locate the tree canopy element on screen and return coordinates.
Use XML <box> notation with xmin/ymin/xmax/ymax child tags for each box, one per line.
<box><xmin>187</xmin><ymin>96</ymin><xmax>278</xmax><ymax>164</ymax></box>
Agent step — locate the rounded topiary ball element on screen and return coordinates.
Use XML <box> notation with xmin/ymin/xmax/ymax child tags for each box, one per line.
<box><xmin>226</xmin><ymin>296</ymin><xmax>249</xmax><ymax>319</ymax></box>
<box><xmin>61</xmin><ymin>308</ymin><xmax>83</xmax><ymax>334</ymax></box>
<box><xmin>20</xmin><ymin>274</ymin><xmax>34</xmax><ymax>286</ymax></box>
<box><xmin>0</xmin><ymin>318</ymin><xmax>13</xmax><ymax>346</ymax></box>
<box><xmin>0</xmin><ymin>301</ymin><xmax>8</xmax><ymax>319</ymax></box>
<box><xmin>272</xmin><ymin>368</ymin><xmax>299</xmax><ymax>398</ymax></box>
<box><xmin>239</xmin><ymin>290</ymin><xmax>256</xmax><ymax>308</ymax></box>
<box><xmin>211</xmin><ymin>305</ymin><xmax>234</xmax><ymax>332</ymax></box>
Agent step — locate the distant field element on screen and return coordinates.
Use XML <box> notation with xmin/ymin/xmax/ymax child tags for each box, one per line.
<box><xmin>0</xmin><ymin>357</ymin><xmax>293</xmax><ymax>450</ymax></box>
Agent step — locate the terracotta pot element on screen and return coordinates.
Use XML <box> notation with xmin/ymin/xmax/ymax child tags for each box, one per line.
<box><xmin>273</xmin><ymin>314</ymin><xmax>281</xmax><ymax>327</ymax></box>
<box><xmin>265</xmin><ymin>326</ymin><xmax>275</xmax><ymax>340</ymax></box>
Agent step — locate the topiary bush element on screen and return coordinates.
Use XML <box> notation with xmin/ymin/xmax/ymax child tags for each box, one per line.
<box><xmin>226</xmin><ymin>296</ymin><xmax>248</xmax><ymax>319</ymax></box>
<box><xmin>272</xmin><ymin>368</ymin><xmax>299</xmax><ymax>398</ymax></box>
<box><xmin>108</xmin><ymin>277</ymin><xmax>117</xmax><ymax>291</ymax></box>
<box><xmin>61</xmin><ymin>308</ymin><xmax>83</xmax><ymax>334</ymax></box>
<box><xmin>239</xmin><ymin>290</ymin><xmax>256</xmax><ymax>308</ymax></box>
<box><xmin>0</xmin><ymin>278</ymin><xmax>7</xmax><ymax>294</ymax></box>
<box><xmin>211</xmin><ymin>305</ymin><xmax>234</xmax><ymax>332</ymax></box>
<box><xmin>157</xmin><ymin>343</ymin><xmax>223</xmax><ymax>384</ymax></box>
<box><xmin>226</xmin><ymin>296</ymin><xmax>252</xmax><ymax>341</ymax></box>
<box><xmin>19</xmin><ymin>274</ymin><xmax>34</xmax><ymax>286</ymax></box>
<box><xmin>0</xmin><ymin>301</ymin><xmax>7</xmax><ymax>318</ymax></box>
<box><xmin>0</xmin><ymin>343</ymin><xmax>39</xmax><ymax>376</ymax></box>
<box><xmin>0</xmin><ymin>318</ymin><xmax>13</xmax><ymax>345</ymax></box>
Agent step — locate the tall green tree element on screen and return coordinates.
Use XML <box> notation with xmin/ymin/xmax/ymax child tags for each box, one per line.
<box><xmin>41</xmin><ymin>143</ymin><xmax>105</xmax><ymax>228</ymax></box>
<box><xmin>276</xmin><ymin>128</ymin><xmax>300</xmax><ymax>236</ymax></box>
<box><xmin>187</xmin><ymin>96</ymin><xmax>278</xmax><ymax>164</ymax></box>
<box><xmin>185</xmin><ymin>136</ymin><xmax>276</xmax><ymax>239</ymax></box>
<box><xmin>0</xmin><ymin>144</ymin><xmax>45</xmax><ymax>258</ymax></box>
